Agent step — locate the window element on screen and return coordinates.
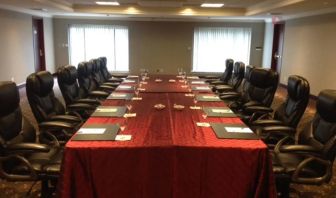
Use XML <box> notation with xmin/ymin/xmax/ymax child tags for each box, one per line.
<box><xmin>69</xmin><ymin>24</ymin><xmax>129</xmax><ymax>72</ymax></box>
<box><xmin>192</xmin><ymin>27</ymin><xmax>251</xmax><ymax>72</ymax></box>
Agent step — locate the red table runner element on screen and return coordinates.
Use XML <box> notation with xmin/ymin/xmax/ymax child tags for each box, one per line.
<box><xmin>58</xmin><ymin>75</ymin><xmax>276</xmax><ymax>198</ymax></box>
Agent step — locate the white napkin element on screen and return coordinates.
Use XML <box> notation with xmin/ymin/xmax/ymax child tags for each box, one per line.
<box><xmin>181</xmin><ymin>85</ymin><xmax>188</xmax><ymax>88</ymax></box>
<box><xmin>169</xmin><ymin>79</ymin><xmax>176</xmax><ymax>82</ymax></box>
<box><xmin>196</xmin><ymin>122</ymin><xmax>210</xmax><ymax>127</ymax></box>
<box><xmin>185</xmin><ymin>94</ymin><xmax>195</xmax><ymax>97</ymax></box>
<box><xmin>124</xmin><ymin>113</ymin><xmax>136</xmax><ymax>118</ymax></box>
<box><xmin>115</xmin><ymin>135</ymin><xmax>132</xmax><ymax>141</ymax></box>
<box><xmin>190</xmin><ymin>106</ymin><xmax>201</xmax><ymax>110</ymax></box>
<box><xmin>132</xmin><ymin>97</ymin><xmax>143</xmax><ymax>101</ymax></box>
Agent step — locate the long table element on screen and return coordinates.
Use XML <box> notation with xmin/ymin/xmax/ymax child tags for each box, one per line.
<box><xmin>57</xmin><ymin>75</ymin><xmax>276</xmax><ymax>198</ymax></box>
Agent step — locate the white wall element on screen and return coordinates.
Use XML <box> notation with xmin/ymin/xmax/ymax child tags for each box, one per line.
<box><xmin>43</xmin><ymin>17</ymin><xmax>55</xmax><ymax>73</ymax></box>
<box><xmin>0</xmin><ymin>9</ymin><xmax>35</xmax><ymax>84</ymax></box>
<box><xmin>262</xmin><ymin>21</ymin><xmax>274</xmax><ymax>68</ymax></box>
<box><xmin>0</xmin><ymin>9</ymin><xmax>56</xmax><ymax>84</ymax></box>
<box><xmin>281</xmin><ymin>13</ymin><xmax>336</xmax><ymax>95</ymax></box>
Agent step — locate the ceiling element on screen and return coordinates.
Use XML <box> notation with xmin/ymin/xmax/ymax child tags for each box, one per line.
<box><xmin>0</xmin><ymin>0</ymin><xmax>335</xmax><ymax>21</ymax></box>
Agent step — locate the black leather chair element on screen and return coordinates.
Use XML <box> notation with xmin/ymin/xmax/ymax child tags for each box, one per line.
<box><xmin>212</xmin><ymin>61</ymin><xmax>245</xmax><ymax>93</ymax></box>
<box><xmin>218</xmin><ymin>65</ymin><xmax>254</xmax><ymax>101</ymax></box>
<box><xmin>251</xmin><ymin>76</ymin><xmax>310</xmax><ymax>142</ymax></box>
<box><xmin>98</xmin><ymin>57</ymin><xmax>124</xmax><ymax>83</ymax></box>
<box><xmin>207</xmin><ymin>59</ymin><xmax>234</xmax><ymax>85</ymax></box>
<box><xmin>26</xmin><ymin>71</ymin><xmax>83</xmax><ymax>143</ymax></box>
<box><xmin>222</xmin><ymin>68</ymin><xmax>278</xmax><ymax>114</ymax></box>
<box><xmin>77</xmin><ymin>61</ymin><xmax>110</xmax><ymax>99</ymax></box>
<box><xmin>0</xmin><ymin>81</ymin><xmax>62</xmax><ymax>197</ymax></box>
<box><xmin>272</xmin><ymin>90</ymin><xmax>336</xmax><ymax>197</ymax></box>
<box><xmin>57</xmin><ymin>65</ymin><xmax>100</xmax><ymax>110</ymax></box>
<box><xmin>91</xmin><ymin>59</ymin><xmax>119</xmax><ymax>89</ymax></box>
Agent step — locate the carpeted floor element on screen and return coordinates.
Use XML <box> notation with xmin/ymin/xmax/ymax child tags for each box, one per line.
<box><xmin>0</xmin><ymin>83</ymin><xmax>336</xmax><ymax>198</ymax></box>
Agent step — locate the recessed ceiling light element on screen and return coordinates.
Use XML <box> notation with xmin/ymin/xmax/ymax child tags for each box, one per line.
<box><xmin>200</xmin><ymin>3</ymin><xmax>224</xmax><ymax>8</ymax></box>
<box><xmin>96</xmin><ymin>1</ymin><xmax>120</xmax><ymax>6</ymax></box>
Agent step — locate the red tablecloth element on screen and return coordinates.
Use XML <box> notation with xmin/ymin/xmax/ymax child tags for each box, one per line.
<box><xmin>57</xmin><ymin>76</ymin><xmax>276</xmax><ymax>198</ymax></box>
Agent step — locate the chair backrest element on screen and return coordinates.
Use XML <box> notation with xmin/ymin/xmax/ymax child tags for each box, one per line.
<box><xmin>57</xmin><ymin>65</ymin><xmax>84</xmax><ymax>106</ymax></box>
<box><xmin>26</xmin><ymin>71</ymin><xmax>65</xmax><ymax>123</ymax></box>
<box><xmin>228</xmin><ymin>62</ymin><xmax>245</xmax><ymax>89</ymax></box>
<box><xmin>98</xmin><ymin>57</ymin><xmax>112</xmax><ymax>81</ymax></box>
<box><xmin>0</xmin><ymin>81</ymin><xmax>36</xmax><ymax>144</ymax></box>
<box><xmin>91</xmin><ymin>59</ymin><xmax>105</xmax><ymax>85</ymax></box>
<box><xmin>299</xmin><ymin>90</ymin><xmax>336</xmax><ymax>162</ymax></box>
<box><xmin>245</xmin><ymin>68</ymin><xmax>279</xmax><ymax>107</ymax></box>
<box><xmin>78</xmin><ymin>61</ymin><xmax>99</xmax><ymax>96</ymax></box>
<box><xmin>238</xmin><ymin>65</ymin><xmax>254</xmax><ymax>101</ymax></box>
<box><xmin>274</xmin><ymin>75</ymin><xmax>310</xmax><ymax>128</ymax></box>
<box><xmin>219</xmin><ymin>59</ymin><xmax>234</xmax><ymax>83</ymax></box>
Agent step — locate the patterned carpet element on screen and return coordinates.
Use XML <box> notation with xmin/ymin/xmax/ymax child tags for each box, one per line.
<box><xmin>0</xmin><ymin>83</ymin><xmax>336</xmax><ymax>198</ymax></box>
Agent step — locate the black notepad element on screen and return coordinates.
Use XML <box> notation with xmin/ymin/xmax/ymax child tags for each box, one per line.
<box><xmin>210</xmin><ymin>123</ymin><xmax>259</xmax><ymax>140</ymax></box>
<box><xmin>196</xmin><ymin>95</ymin><xmax>221</xmax><ymax>102</ymax></box>
<box><xmin>107</xmin><ymin>93</ymin><xmax>134</xmax><ymax>100</ymax></box>
<box><xmin>72</xmin><ymin>124</ymin><xmax>120</xmax><ymax>141</ymax></box>
<box><xmin>203</xmin><ymin>107</ymin><xmax>237</xmax><ymax>117</ymax></box>
<box><xmin>91</xmin><ymin>106</ymin><xmax>126</xmax><ymax>117</ymax></box>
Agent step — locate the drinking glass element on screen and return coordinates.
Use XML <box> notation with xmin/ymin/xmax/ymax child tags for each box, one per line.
<box><xmin>135</xmin><ymin>89</ymin><xmax>140</xmax><ymax>97</ymax></box>
<box><xmin>120</xmin><ymin>119</ymin><xmax>127</xmax><ymax>131</ymax></box>
<box><xmin>201</xmin><ymin>113</ymin><xmax>208</xmax><ymax>120</ymax></box>
<box><xmin>193</xmin><ymin>97</ymin><xmax>198</xmax><ymax>108</ymax></box>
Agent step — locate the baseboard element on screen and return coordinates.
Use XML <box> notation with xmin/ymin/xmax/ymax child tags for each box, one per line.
<box><xmin>279</xmin><ymin>83</ymin><xmax>317</xmax><ymax>100</ymax></box>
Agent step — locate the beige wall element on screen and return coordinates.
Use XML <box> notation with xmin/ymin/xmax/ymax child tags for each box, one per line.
<box><xmin>281</xmin><ymin>13</ymin><xmax>336</xmax><ymax>95</ymax></box>
<box><xmin>0</xmin><ymin>9</ymin><xmax>55</xmax><ymax>84</ymax></box>
<box><xmin>0</xmin><ymin>9</ymin><xmax>35</xmax><ymax>84</ymax></box>
<box><xmin>53</xmin><ymin>18</ymin><xmax>265</xmax><ymax>74</ymax></box>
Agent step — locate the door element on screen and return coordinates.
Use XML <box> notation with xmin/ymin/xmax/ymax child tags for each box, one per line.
<box><xmin>271</xmin><ymin>23</ymin><xmax>285</xmax><ymax>74</ymax></box>
<box><xmin>32</xmin><ymin>18</ymin><xmax>46</xmax><ymax>72</ymax></box>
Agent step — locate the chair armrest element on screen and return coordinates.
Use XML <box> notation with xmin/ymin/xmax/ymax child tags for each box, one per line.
<box><xmin>279</xmin><ymin>145</ymin><xmax>321</xmax><ymax>154</ymax></box>
<box><xmin>77</xmin><ymin>98</ymin><xmax>100</xmax><ymax>106</ymax></box>
<box><xmin>67</xmin><ymin>103</ymin><xmax>96</xmax><ymax>111</ymax></box>
<box><xmin>252</xmin><ymin>119</ymin><xmax>284</xmax><ymax>127</ymax></box>
<box><xmin>39</xmin><ymin>121</ymin><xmax>75</xmax><ymax>131</ymax></box>
<box><xmin>6</xmin><ymin>143</ymin><xmax>50</xmax><ymax>153</ymax></box>
<box><xmin>244</xmin><ymin>106</ymin><xmax>273</xmax><ymax>114</ymax></box>
<box><xmin>0</xmin><ymin>155</ymin><xmax>37</xmax><ymax>181</ymax></box>
<box><xmin>219</xmin><ymin>93</ymin><xmax>241</xmax><ymax>100</ymax></box>
<box><xmin>216</xmin><ymin>85</ymin><xmax>234</xmax><ymax>93</ymax></box>
<box><xmin>102</xmin><ymin>82</ymin><xmax>119</xmax><ymax>87</ymax></box>
<box><xmin>49</xmin><ymin>115</ymin><xmax>81</xmax><ymax>123</ymax></box>
<box><xmin>99</xmin><ymin>85</ymin><xmax>115</xmax><ymax>91</ymax></box>
<box><xmin>260</xmin><ymin>126</ymin><xmax>296</xmax><ymax>136</ymax></box>
<box><xmin>243</xmin><ymin>101</ymin><xmax>263</xmax><ymax>108</ymax></box>
<box><xmin>89</xmin><ymin>90</ymin><xmax>109</xmax><ymax>98</ymax></box>
<box><xmin>293</xmin><ymin>156</ymin><xmax>331</xmax><ymax>184</ymax></box>
<box><xmin>210</xmin><ymin>81</ymin><xmax>226</xmax><ymax>85</ymax></box>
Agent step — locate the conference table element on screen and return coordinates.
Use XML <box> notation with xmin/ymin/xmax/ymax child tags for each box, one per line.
<box><xmin>57</xmin><ymin>75</ymin><xmax>276</xmax><ymax>198</ymax></box>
